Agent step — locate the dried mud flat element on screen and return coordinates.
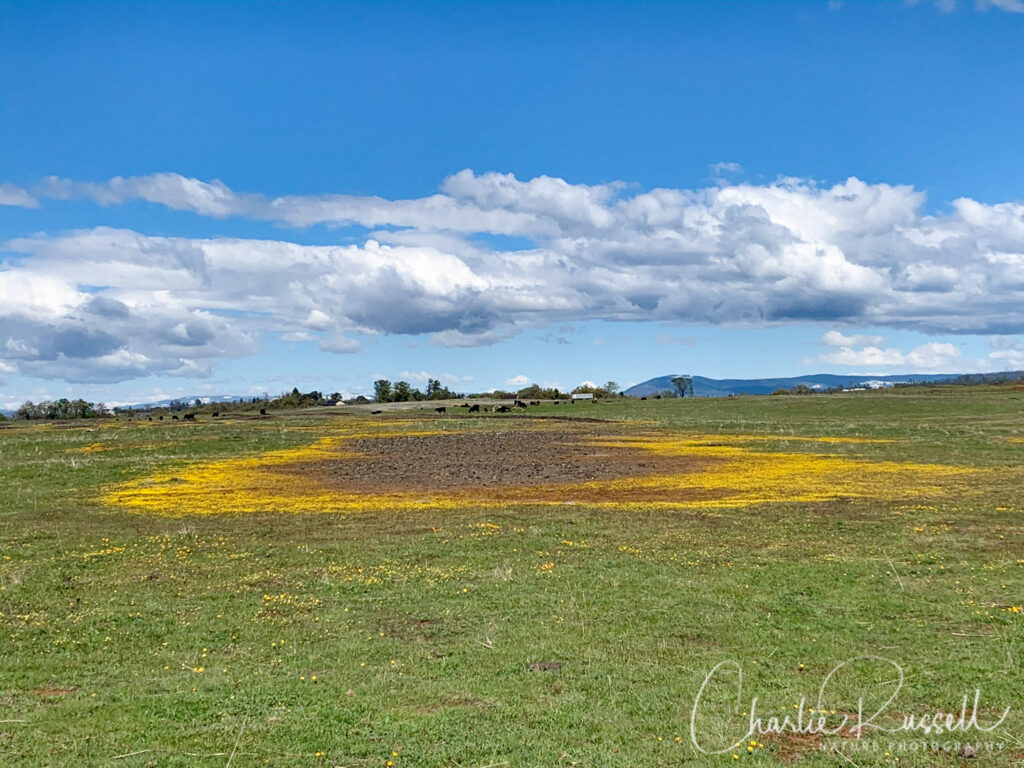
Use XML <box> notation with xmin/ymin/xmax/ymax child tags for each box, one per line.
<box><xmin>281</xmin><ymin>427</ymin><xmax>705</xmax><ymax>493</ymax></box>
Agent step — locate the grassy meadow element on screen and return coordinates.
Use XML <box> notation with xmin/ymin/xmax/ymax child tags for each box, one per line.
<box><xmin>1</xmin><ymin>387</ymin><xmax>1022</xmax><ymax>766</ymax></box>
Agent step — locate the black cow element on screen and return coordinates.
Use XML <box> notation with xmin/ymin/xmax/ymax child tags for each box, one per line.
<box><xmin>171</xmin><ymin>415</ymin><xmax>179</xmax><ymax>420</ymax></box>
<box><xmin>530</xmin><ymin>400</ymin><xmax>540</xmax><ymax>406</ymax></box>
<box><xmin>158</xmin><ymin>416</ymin><xmax>163</xmax><ymax>420</ymax></box>
<box><xmin>259</xmin><ymin>408</ymin><xmax>267</xmax><ymax>415</ymax></box>
<box><xmin>468</xmin><ymin>404</ymin><xmax>480</xmax><ymax>413</ymax></box>
<box><xmin>371</xmin><ymin>410</ymin><xmax>383</xmax><ymax>414</ymax></box>
<box><xmin>493</xmin><ymin>405</ymin><xmax>511</xmax><ymax>413</ymax></box>
<box><xmin>212</xmin><ymin>411</ymin><xmax>219</xmax><ymax>417</ymax></box>
<box><xmin>183</xmin><ymin>413</ymin><xmax>196</xmax><ymax>421</ymax></box>
<box><xmin>435</xmin><ymin>406</ymin><xmax>447</xmax><ymax>415</ymax></box>
<box><xmin>513</xmin><ymin>400</ymin><xmax>527</xmax><ymax>409</ymax></box>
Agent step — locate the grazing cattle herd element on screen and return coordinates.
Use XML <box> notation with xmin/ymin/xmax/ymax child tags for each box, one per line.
<box><xmin>416</xmin><ymin>398</ymin><xmax>588</xmax><ymax>415</ymax></box>
<box><xmin>130</xmin><ymin>397</ymin><xmax>596</xmax><ymax>424</ymax></box>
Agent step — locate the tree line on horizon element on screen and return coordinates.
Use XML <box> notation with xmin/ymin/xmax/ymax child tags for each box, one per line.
<box><xmin>38</xmin><ymin>370</ymin><xmax>1024</xmax><ymax>423</ymax></box>
<box><xmin>371</xmin><ymin>379</ymin><xmax>627</xmax><ymax>403</ymax></box>
<box><xmin>11</xmin><ymin>398</ymin><xmax>109</xmax><ymax>421</ymax></box>
<box><xmin>5</xmin><ymin>379</ymin><xmax>633</xmax><ymax>421</ymax></box>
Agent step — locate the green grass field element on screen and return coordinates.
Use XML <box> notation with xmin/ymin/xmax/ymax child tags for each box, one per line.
<box><xmin>1</xmin><ymin>388</ymin><xmax>1022</xmax><ymax>766</ymax></box>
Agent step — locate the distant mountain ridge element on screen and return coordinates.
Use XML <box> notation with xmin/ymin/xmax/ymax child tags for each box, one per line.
<box><xmin>623</xmin><ymin>371</ymin><xmax>1023</xmax><ymax>398</ymax></box>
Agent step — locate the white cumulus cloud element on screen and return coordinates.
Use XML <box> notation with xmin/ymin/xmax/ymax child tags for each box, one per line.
<box><xmin>0</xmin><ymin>183</ymin><xmax>39</xmax><ymax>208</ymax></box>
<box><xmin>976</xmin><ymin>0</ymin><xmax>1024</xmax><ymax>12</ymax></box>
<box><xmin>821</xmin><ymin>330</ymin><xmax>888</xmax><ymax>347</ymax></box>
<box><xmin>820</xmin><ymin>341</ymin><xmax>963</xmax><ymax>371</ymax></box>
<box><xmin>5</xmin><ymin>169</ymin><xmax>1024</xmax><ymax>383</ymax></box>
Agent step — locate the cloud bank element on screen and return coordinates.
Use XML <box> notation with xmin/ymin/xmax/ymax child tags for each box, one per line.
<box><xmin>2</xmin><ymin>170</ymin><xmax>1023</xmax><ymax>382</ymax></box>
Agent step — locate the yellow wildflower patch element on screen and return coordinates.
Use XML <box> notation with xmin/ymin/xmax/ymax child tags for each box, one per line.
<box><xmin>73</xmin><ymin>442</ymin><xmax>111</xmax><ymax>453</ymax></box>
<box><xmin>559</xmin><ymin>435</ymin><xmax>979</xmax><ymax>509</ymax></box>
<box><xmin>100</xmin><ymin>421</ymin><xmax>988</xmax><ymax>517</ymax></box>
<box><xmin>322</xmin><ymin>561</ymin><xmax>469</xmax><ymax>585</ymax></box>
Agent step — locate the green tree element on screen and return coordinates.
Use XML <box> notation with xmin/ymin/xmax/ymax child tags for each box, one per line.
<box><xmin>572</xmin><ymin>382</ymin><xmax>619</xmax><ymax>398</ymax></box>
<box><xmin>670</xmin><ymin>376</ymin><xmax>693</xmax><ymax>398</ymax></box>
<box><xmin>373</xmin><ymin>379</ymin><xmax>393</xmax><ymax>403</ymax></box>
<box><xmin>426</xmin><ymin>379</ymin><xmax>457</xmax><ymax>399</ymax></box>
<box><xmin>392</xmin><ymin>381</ymin><xmax>414</xmax><ymax>402</ymax></box>
<box><xmin>70</xmin><ymin>399</ymin><xmax>98</xmax><ymax>418</ymax></box>
<box><xmin>15</xmin><ymin>400</ymin><xmax>37</xmax><ymax>420</ymax></box>
<box><xmin>15</xmin><ymin>398</ymin><xmax>99</xmax><ymax>420</ymax></box>
<box><xmin>518</xmin><ymin>383</ymin><xmax>565</xmax><ymax>400</ymax></box>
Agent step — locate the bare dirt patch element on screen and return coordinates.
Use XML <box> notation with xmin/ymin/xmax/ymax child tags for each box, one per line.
<box><xmin>278</xmin><ymin>428</ymin><xmax>708</xmax><ymax>494</ymax></box>
<box><xmin>34</xmin><ymin>686</ymin><xmax>76</xmax><ymax>698</ymax></box>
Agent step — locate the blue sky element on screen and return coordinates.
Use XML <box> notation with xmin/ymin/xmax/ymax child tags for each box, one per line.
<box><xmin>1</xmin><ymin>0</ymin><xmax>1023</xmax><ymax>406</ymax></box>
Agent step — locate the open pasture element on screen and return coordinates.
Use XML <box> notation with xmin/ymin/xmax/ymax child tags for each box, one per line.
<box><xmin>1</xmin><ymin>389</ymin><xmax>1022</xmax><ymax>766</ymax></box>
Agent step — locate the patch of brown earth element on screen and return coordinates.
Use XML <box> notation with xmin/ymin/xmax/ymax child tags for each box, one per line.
<box><xmin>279</xmin><ymin>429</ymin><xmax>711</xmax><ymax>495</ymax></box>
<box><xmin>763</xmin><ymin>731</ymin><xmax>823</xmax><ymax>763</ymax></box>
<box><xmin>35</xmin><ymin>686</ymin><xmax>76</xmax><ymax>697</ymax></box>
